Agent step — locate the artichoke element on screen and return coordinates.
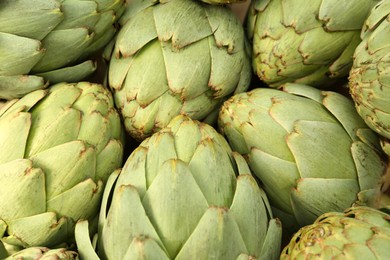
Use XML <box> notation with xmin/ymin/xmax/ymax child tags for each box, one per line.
<box><xmin>75</xmin><ymin>115</ymin><xmax>282</xmax><ymax>260</ymax></box>
<box><xmin>218</xmin><ymin>83</ymin><xmax>386</xmax><ymax>229</ymax></box>
<box><xmin>106</xmin><ymin>0</ymin><xmax>251</xmax><ymax>141</ymax></box>
<box><xmin>0</xmin><ymin>82</ymin><xmax>124</xmax><ymax>252</ymax></box>
<box><xmin>0</xmin><ymin>241</ymin><xmax>79</xmax><ymax>260</ymax></box>
<box><xmin>247</xmin><ymin>0</ymin><xmax>380</xmax><ymax>88</ymax></box>
<box><xmin>280</xmin><ymin>206</ymin><xmax>390</xmax><ymax>259</ymax></box>
<box><xmin>349</xmin><ymin>0</ymin><xmax>390</xmax><ymax>141</ymax></box>
<box><xmin>0</xmin><ymin>0</ymin><xmax>125</xmax><ymax>99</ymax></box>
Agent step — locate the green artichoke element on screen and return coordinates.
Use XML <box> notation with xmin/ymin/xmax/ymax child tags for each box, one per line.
<box><xmin>247</xmin><ymin>0</ymin><xmax>380</xmax><ymax>88</ymax></box>
<box><xmin>280</xmin><ymin>206</ymin><xmax>390</xmax><ymax>259</ymax></box>
<box><xmin>0</xmin><ymin>0</ymin><xmax>125</xmax><ymax>99</ymax></box>
<box><xmin>0</xmin><ymin>82</ymin><xmax>124</xmax><ymax>252</ymax></box>
<box><xmin>0</xmin><ymin>241</ymin><xmax>79</xmax><ymax>260</ymax></box>
<box><xmin>218</xmin><ymin>83</ymin><xmax>386</xmax><ymax>229</ymax></box>
<box><xmin>106</xmin><ymin>0</ymin><xmax>252</xmax><ymax>141</ymax></box>
<box><xmin>349</xmin><ymin>0</ymin><xmax>390</xmax><ymax>141</ymax></box>
<box><xmin>75</xmin><ymin>115</ymin><xmax>282</xmax><ymax>260</ymax></box>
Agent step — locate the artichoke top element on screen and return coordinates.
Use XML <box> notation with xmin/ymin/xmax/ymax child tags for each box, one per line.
<box><xmin>349</xmin><ymin>0</ymin><xmax>390</xmax><ymax>140</ymax></box>
<box><xmin>76</xmin><ymin>115</ymin><xmax>282</xmax><ymax>260</ymax></box>
<box><xmin>106</xmin><ymin>0</ymin><xmax>252</xmax><ymax>141</ymax></box>
<box><xmin>247</xmin><ymin>0</ymin><xmax>381</xmax><ymax>88</ymax></box>
<box><xmin>219</xmin><ymin>83</ymin><xmax>387</xmax><ymax>229</ymax></box>
<box><xmin>281</xmin><ymin>206</ymin><xmax>390</xmax><ymax>259</ymax></box>
<box><xmin>0</xmin><ymin>0</ymin><xmax>125</xmax><ymax>99</ymax></box>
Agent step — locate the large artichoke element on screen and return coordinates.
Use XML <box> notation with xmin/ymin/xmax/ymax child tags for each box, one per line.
<box><xmin>218</xmin><ymin>83</ymin><xmax>386</xmax><ymax>229</ymax></box>
<box><xmin>280</xmin><ymin>206</ymin><xmax>390</xmax><ymax>259</ymax></box>
<box><xmin>75</xmin><ymin>115</ymin><xmax>282</xmax><ymax>260</ymax></box>
<box><xmin>0</xmin><ymin>0</ymin><xmax>125</xmax><ymax>99</ymax></box>
<box><xmin>0</xmin><ymin>82</ymin><xmax>124</xmax><ymax>252</ymax></box>
<box><xmin>106</xmin><ymin>0</ymin><xmax>251</xmax><ymax>141</ymax></box>
<box><xmin>247</xmin><ymin>0</ymin><xmax>380</xmax><ymax>88</ymax></box>
<box><xmin>349</xmin><ymin>0</ymin><xmax>390</xmax><ymax>141</ymax></box>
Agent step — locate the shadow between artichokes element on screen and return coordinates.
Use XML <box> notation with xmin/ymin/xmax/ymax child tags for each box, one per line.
<box><xmin>0</xmin><ymin>82</ymin><xmax>124</xmax><ymax>253</ymax></box>
<box><xmin>218</xmin><ymin>83</ymin><xmax>387</xmax><ymax>230</ymax></box>
<box><xmin>75</xmin><ymin>115</ymin><xmax>282</xmax><ymax>260</ymax></box>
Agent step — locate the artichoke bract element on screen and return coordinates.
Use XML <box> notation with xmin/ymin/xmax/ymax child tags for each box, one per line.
<box><xmin>106</xmin><ymin>0</ymin><xmax>252</xmax><ymax>141</ymax></box>
<box><xmin>280</xmin><ymin>206</ymin><xmax>390</xmax><ymax>259</ymax></box>
<box><xmin>0</xmin><ymin>82</ymin><xmax>124</xmax><ymax>251</ymax></box>
<box><xmin>0</xmin><ymin>242</ymin><xmax>79</xmax><ymax>260</ymax></box>
<box><xmin>0</xmin><ymin>0</ymin><xmax>125</xmax><ymax>100</ymax></box>
<box><xmin>75</xmin><ymin>115</ymin><xmax>282</xmax><ymax>260</ymax></box>
<box><xmin>218</xmin><ymin>83</ymin><xmax>386</xmax><ymax>229</ymax></box>
<box><xmin>247</xmin><ymin>0</ymin><xmax>380</xmax><ymax>88</ymax></box>
<box><xmin>349</xmin><ymin>0</ymin><xmax>390</xmax><ymax>141</ymax></box>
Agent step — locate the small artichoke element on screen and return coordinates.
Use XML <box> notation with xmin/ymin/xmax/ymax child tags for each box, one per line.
<box><xmin>0</xmin><ymin>0</ymin><xmax>125</xmax><ymax>99</ymax></box>
<box><xmin>349</xmin><ymin>0</ymin><xmax>390</xmax><ymax>140</ymax></box>
<box><xmin>106</xmin><ymin>0</ymin><xmax>251</xmax><ymax>141</ymax></box>
<box><xmin>76</xmin><ymin>115</ymin><xmax>282</xmax><ymax>260</ymax></box>
<box><xmin>0</xmin><ymin>82</ymin><xmax>124</xmax><ymax>251</ymax></box>
<box><xmin>280</xmin><ymin>206</ymin><xmax>390</xmax><ymax>259</ymax></box>
<box><xmin>247</xmin><ymin>0</ymin><xmax>380</xmax><ymax>88</ymax></box>
<box><xmin>219</xmin><ymin>83</ymin><xmax>386</xmax><ymax>229</ymax></box>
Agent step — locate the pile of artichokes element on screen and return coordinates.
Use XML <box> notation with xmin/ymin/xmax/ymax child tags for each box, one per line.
<box><xmin>0</xmin><ymin>0</ymin><xmax>389</xmax><ymax>259</ymax></box>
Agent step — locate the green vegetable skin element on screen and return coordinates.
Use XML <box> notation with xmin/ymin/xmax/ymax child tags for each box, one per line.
<box><xmin>106</xmin><ymin>0</ymin><xmax>252</xmax><ymax>141</ymax></box>
<box><xmin>349</xmin><ymin>0</ymin><xmax>390</xmax><ymax>141</ymax></box>
<box><xmin>247</xmin><ymin>0</ymin><xmax>380</xmax><ymax>88</ymax></box>
<box><xmin>280</xmin><ymin>206</ymin><xmax>390</xmax><ymax>259</ymax></box>
<box><xmin>218</xmin><ymin>83</ymin><xmax>386</xmax><ymax>230</ymax></box>
<box><xmin>0</xmin><ymin>82</ymin><xmax>124</xmax><ymax>253</ymax></box>
<box><xmin>76</xmin><ymin>115</ymin><xmax>282</xmax><ymax>260</ymax></box>
<box><xmin>0</xmin><ymin>0</ymin><xmax>125</xmax><ymax>100</ymax></box>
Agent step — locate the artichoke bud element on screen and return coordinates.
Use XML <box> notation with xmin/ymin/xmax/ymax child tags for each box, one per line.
<box><xmin>219</xmin><ymin>83</ymin><xmax>387</xmax><ymax>230</ymax></box>
<box><xmin>106</xmin><ymin>0</ymin><xmax>252</xmax><ymax>141</ymax></box>
<box><xmin>280</xmin><ymin>206</ymin><xmax>390</xmax><ymax>259</ymax></box>
<box><xmin>247</xmin><ymin>0</ymin><xmax>381</xmax><ymax>88</ymax></box>
<box><xmin>76</xmin><ymin>115</ymin><xmax>282</xmax><ymax>260</ymax></box>
<box><xmin>0</xmin><ymin>0</ymin><xmax>126</xmax><ymax>99</ymax></box>
<box><xmin>0</xmin><ymin>82</ymin><xmax>124</xmax><ymax>251</ymax></box>
<box><xmin>349</xmin><ymin>0</ymin><xmax>390</xmax><ymax>141</ymax></box>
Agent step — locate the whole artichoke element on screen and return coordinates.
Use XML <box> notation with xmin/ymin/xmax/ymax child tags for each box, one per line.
<box><xmin>0</xmin><ymin>0</ymin><xmax>125</xmax><ymax>99</ymax></box>
<box><xmin>280</xmin><ymin>206</ymin><xmax>390</xmax><ymax>259</ymax></box>
<box><xmin>0</xmin><ymin>82</ymin><xmax>124</xmax><ymax>251</ymax></box>
<box><xmin>247</xmin><ymin>0</ymin><xmax>380</xmax><ymax>88</ymax></box>
<box><xmin>106</xmin><ymin>0</ymin><xmax>251</xmax><ymax>141</ymax></box>
<box><xmin>349</xmin><ymin>0</ymin><xmax>390</xmax><ymax>140</ymax></box>
<box><xmin>76</xmin><ymin>115</ymin><xmax>282</xmax><ymax>260</ymax></box>
<box><xmin>219</xmin><ymin>83</ymin><xmax>386</xmax><ymax>229</ymax></box>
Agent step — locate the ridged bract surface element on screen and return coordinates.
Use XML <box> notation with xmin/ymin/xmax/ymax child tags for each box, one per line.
<box><xmin>349</xmin><ymin>0</ymin><xmax>390</xmax><ymax>140</ymax></box>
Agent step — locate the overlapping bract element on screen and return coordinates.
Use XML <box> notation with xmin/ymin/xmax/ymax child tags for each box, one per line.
<box><xmin>106</xmin><ymin>0</ymin><xmax>252</xmax><ymax>141</ymax></box>
<box><xmin>280</xmin><ymin>206</ymin><xmax>390</xmax><ymax>259</ymax></box>
<box><xmin>0</xmin><ymin>0</ymin><xmax>125</xmax><ymax>99</ymax></box>
<box><xmin>76</xmin><ymin>116</ymin><xmax>282</xmax><ymax>260</ymax></box>
<box><xmin>219</xmin><ymin>83</ymin><xmax>386</xmax><ymax>229</ymax></box>
<box><xmin>349</xmin><ymin>0</ymin><xmax>390</xmax><ymax>141</ymax></box>
<box><xmin>0</xmin><ymin>82</ymin><xmax>124</xmax><ymax>251</ymax></box>
<box><xmin>247</xmin><ymin>0</ymin><xmax>380</xmax><ymax>88</ymax></box>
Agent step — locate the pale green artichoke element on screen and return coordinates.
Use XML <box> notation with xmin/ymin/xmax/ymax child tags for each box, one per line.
<box><xmin>280</xmin><ymin>206</ymin><xmax>390</xmax><ymax>259</ymax></box>
<box><xmin>0</xmin><ymin>241</ymin><xmax>79</xmax><ymax>260</ymax></box>
<box><xmin>0</xmin><ymin>82</ymin><xmax>124</xmax><ymax>252</ymax></box>
<box><xmin>247</xmin><ymin>0</ymin><xmax>380</xmax><ymax>88</ymax></box>
<box><xmin>349</xmin><ymin>0</ymin><xmax>390</xmax><ymax>141</ymax></box>
<box><xmin>106</xmin><ymin>0</ymin><xmax>251</xmax><ymax>141</ymax></box>
<box><xmin>0</xmin><ymin>0</ymin><xmax>125</xmax><ymax>99</ymax></box>
<box><xmin>75</xmin><ymin>115</ymin><xmax>282</xmax><ymax>260</ymax></box>
<box><xmin>218</xmin><ymin>83</ymin><xmax>386</xmax><ymax>229</ymax></box>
